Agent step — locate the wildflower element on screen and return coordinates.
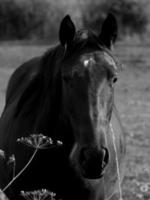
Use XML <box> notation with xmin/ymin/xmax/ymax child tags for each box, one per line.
<box><xmin>20</xmin><ymin>189</ymin><xmax>56</xmax><ymax>200</ymax></box>
<box><xmin>7</xmin><ymin>154</ymin><xmax>16</xmax><ymax>178</ymax></box>
<box><xmin>7</xmin><ymin>154</ymin><xmax>15</xmax><ymax>165</ymax></box>
<box><xmin>0</xmin><ymin>189</ymin><xmax>9</xmax><ymax>200</ymax></box>
<box><xmin>17</xmin><ymin>134</ymin><xmax>63</xmax><ymax>149</ymax></box>
<box><xmin>0</xmin><ymin>150</ymin><xmax>5</xmax><ymax>160</ymax></box>
<box><xmin>140</xmin><ymin>183</ymin><xmax>149</xmax><ymax>193</ymax></box>
<box><xmin>136</xmin><ymin>193</ymin><xmax>143</xmax><ymax>199</ymax></box>
<box><xmin>3</xmin><ymin>134</ymin><xmax>63</xmax><ymax>193</ymax></box>
<box><xmin>56</xmin><ymin>140</ymin><xmax>63</xmax><ymax>146</ymax></box>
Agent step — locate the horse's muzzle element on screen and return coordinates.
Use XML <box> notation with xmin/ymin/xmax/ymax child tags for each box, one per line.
<box><xmin>79</xmin><ymin>146</ymin><xmax>109</xmax><ymax>179</ymax></box>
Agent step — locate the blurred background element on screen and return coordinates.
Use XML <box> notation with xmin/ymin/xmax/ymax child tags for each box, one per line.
<box><xmin>0</xmin><ymin>0</ymin><xmax>150</xmax><ymax>199</ymax></box>
<box><xmin>0</xmin><ymin>0</ymin><xmax>148</xmax><ymax>41</ymax></box>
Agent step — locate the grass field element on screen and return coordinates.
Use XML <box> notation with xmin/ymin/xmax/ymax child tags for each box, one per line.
<box><xmin>115</xmin><ymin>42</ymin><xmax>150</xmax><ymax>200</ymax></box>
<box><xmin>0</xmin><ymin>41</ymin><xmax>149</xmax><ymax>200</ymax></box>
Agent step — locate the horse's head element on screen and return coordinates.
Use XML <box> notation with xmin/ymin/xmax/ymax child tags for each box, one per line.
<box><xmin>58</xmin><ymin>14</ymin><xmax>119</xmax><ymax>180</ymax></box>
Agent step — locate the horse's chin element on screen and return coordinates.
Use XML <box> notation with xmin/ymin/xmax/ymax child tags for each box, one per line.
<box><xmin>81</xmin><ymin>168</ymin><xmax>105</xmax><ymax>180</ymax></box>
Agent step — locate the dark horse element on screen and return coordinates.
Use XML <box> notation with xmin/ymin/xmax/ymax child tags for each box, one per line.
<box><xmin>0</xmin><ymin>14</ymin><xmax>126</xmax><ymax>200</ymax></box>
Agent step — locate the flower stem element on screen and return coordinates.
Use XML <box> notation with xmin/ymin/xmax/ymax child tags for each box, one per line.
<box><xmin>3</xmin><ymin>148</ymin><xmax>38</xmax><ymax>192</ymax></box>
<box><xmin>12</xmin><ymin>160</ymin><xmax>16</xmax><ymax>179</ymax></box>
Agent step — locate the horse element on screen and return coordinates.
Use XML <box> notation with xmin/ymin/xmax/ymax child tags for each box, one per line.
<box><xmin>0</xmin><ymin>14</ymin><xmax>126</xmax><ymax>200</ymax></box>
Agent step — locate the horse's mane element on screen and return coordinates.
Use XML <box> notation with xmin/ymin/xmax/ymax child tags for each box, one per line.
<box><xmin>39</xmin><ymin>44</ymin><xmax>65</xmax><ymax>90</ymax></box>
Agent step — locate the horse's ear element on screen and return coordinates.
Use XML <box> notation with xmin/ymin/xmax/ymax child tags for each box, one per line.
<box><xmin>99</xmin><ymin>13</ymin><xmax>118</xmax><ymax>49</ymax></box>
<box><xmin>59</xmin><ymin>15</ymin><xmax>76</xmax><ymax>46</ymax></box>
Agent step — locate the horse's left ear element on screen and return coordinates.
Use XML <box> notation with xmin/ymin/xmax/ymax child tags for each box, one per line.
<box><xmin>99</xmin><ymin>13</ymin><xmax>118</xmax><ymax>49</ymax></box>
<box><xmin>59</xmin><ymin>15</ymin><xmax>76</xmax><ymax>46</ymax></box>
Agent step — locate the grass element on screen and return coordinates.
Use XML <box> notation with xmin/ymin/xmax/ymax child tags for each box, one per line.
<box><xmin>114</xmin><ymin>42</ymin><xmax>150</xmax><ymax>200</ymax></box>
<box><xmin>0</xmin><ymin>40</ymin><xmax>149</xmax><ymax>199</ymax></box>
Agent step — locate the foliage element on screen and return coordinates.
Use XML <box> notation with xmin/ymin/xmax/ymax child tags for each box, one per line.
<box><xmin>0</xmin><ymin>0</ymin><xmax>47</xmax><ymax>39</ymax></box>
<box><xmin>81</xmin><ymin>0</ymin><xmax>148</xmax><ymax>36</ymax></box>
<box><xmin>0</xmin><ymin>0</ymin><xmax>148</xmax><ymax>40</ymax></box>
<box><xmin>0</xmin><ymin>0</ymin><xmax>66</xmax><ymax>40</ymax></box>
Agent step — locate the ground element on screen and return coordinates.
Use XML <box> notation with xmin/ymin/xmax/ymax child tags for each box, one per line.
<box><xmin>0</xmin><ymin>41</ymin><xmax>149</xmax><ymax>200</ymax></box>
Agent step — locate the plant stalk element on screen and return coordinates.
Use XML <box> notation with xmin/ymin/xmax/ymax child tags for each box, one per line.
<box><xmin>3</xmin><ymin>148</ymin><xmax>38</xmax><ymax>192</ymax></box>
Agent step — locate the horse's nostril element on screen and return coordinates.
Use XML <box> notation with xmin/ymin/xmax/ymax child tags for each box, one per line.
<box><xmin>79</xmin><ymin>147</ymin><xmax>109</xmax><ymax>179</ymax></box>
<box><xmin>102</xmin><ymin>146</ymin><xmax>109</xmax><ymax>166</ymax></box>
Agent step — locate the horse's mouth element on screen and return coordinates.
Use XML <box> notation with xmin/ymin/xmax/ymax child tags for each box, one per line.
<box><xmin>80</xmin><ymin>160</ymin><xmax>107</xmax><ymax>179</ymax></box>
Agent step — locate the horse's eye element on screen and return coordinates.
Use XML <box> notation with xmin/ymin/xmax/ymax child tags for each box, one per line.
<box><xmin>110</xmin><ymin>76</ymin><xmax>118</xmax><ymax>86</ymax></box>
<box><xmin>112</xmin><ymin>76</ymin><xmax>118</xmax><ymax>83</ymax></box>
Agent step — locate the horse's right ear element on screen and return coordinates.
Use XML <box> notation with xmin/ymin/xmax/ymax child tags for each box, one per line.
<box><xmin>59</xmin><ymin>15</ymin><xmax>76</xmax><ymax>46</ymax></box>
<box><xmin>99</xmin><ymin>13</ymin><xmax>118</xmax><ymax>49</ymax></box>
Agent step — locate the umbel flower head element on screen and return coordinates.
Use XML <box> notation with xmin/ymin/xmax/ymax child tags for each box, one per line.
<box><xmin>17</xmin><ymin>134</ymin><xmax>63</xmax><ymax>150</ymax></box>
<box><xmin>20</xmin><ymin>189</ymin><xmax>56</xmax><ymax>200</ymax></box>
<box><xmin>7</xmin><ymin>154</ymin><xmax>15</xmax><ymax>164</ymax></box>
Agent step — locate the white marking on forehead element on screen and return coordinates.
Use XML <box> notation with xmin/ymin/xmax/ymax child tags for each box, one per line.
<box><xmin>83</xmin><ymin>57</ymin><xmax>95</xmax><ymax>68</ymax></box>
<box><xmin>103</xmin><ymin>52</ymin><xmax>117</xmax><ymax>70</ymax></box>
<box><xmin>81</xmin><ymin>32</ymin><xmax>88</xmax><ymax>39</ymax></box>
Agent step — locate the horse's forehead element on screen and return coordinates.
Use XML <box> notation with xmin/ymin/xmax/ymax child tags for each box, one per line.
<box><xmin>79</xmin><ymin>51</ymin><xmax>118</xmax><ymax>93</ymax></box>
<box><xmin>62</xmin><ymin>50</ymin><xmax>117</xmax><ymax>80</ymax></box>
<box><xmin>81</xmin><ymin>51</ymin><xmax>117</xmax><ymax>76</ymax></box>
